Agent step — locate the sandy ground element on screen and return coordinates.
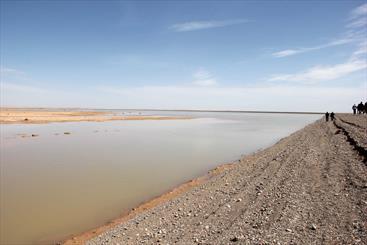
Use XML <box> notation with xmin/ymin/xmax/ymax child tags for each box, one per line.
<box><xmin>0</xmin><ymin>108</ymin><xmax>190</xmax><ymax>124</ymax></box>
<box><xmin>64</xmin><ymin>114</ymin><xmax>367</xmax><ymax>245</ymax></box>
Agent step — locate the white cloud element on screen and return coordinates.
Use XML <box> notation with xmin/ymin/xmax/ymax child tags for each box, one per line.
<box><xmin>273</xmin><ymin>4</ymin><xmax>367</xmax><ymax>58</ymax></box>
<box><xmin>170</xmin><ymin>19</ymin><xmax>248</xmax><ymax>32</ymax></box>
<box><xmin>352</xmin><ymin>40</ymin><xmax>367</xmax><ymax>57</ymax></box>
<box><xmin>270</xmin><ymin>3</ymin><xmax>367</xmax><ymax>84</ymax></box>
<box><xmin>348</xmin><ymin>3</ymin><xmax>367</xmax><ymax>29</ymax></box>
<box><xmin>351</xmin><ymin>3</ymin><xmax>367</xmax><ymax>19</ymax></box>
<box><xmin>192</xmin><ymin>68</ymin><xmax>217</xmax><ymax>86</ymax></box>
<box><xmin>347</xmin><ymin>17</ymin><xmax>367</xmax><ymax>28</ymax></box>
<box><xmin>272</xmin><ymin>38</ymin><xmax>354</xmax><ymax>58</ymax></box>
<box><xmin>269</xmin><ymin>58</ymin><xmax>367</xmax><ymax>83</ymax></box>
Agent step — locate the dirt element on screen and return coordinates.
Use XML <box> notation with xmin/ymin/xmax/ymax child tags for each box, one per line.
<box><xmin>72</xmin><ymin>114</ymin><xmax>366</xmax><ymax>245</ymax></box>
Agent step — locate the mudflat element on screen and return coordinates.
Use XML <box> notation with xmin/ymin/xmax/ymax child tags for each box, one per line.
<box><xmin>67</xmin><ymin>114</ymin><xmax>366</xmax><ymax>244</ymax></box>
<box><xmin>0</xmin><ymin>108</ymin><xmax>190</xmax><ymax>124</ymax></box>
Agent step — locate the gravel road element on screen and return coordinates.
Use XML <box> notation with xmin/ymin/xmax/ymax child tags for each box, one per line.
<box><xmin>87</xmin><ymin>114</ymin><xmax>367</xmax><ymax>245</ymax></box>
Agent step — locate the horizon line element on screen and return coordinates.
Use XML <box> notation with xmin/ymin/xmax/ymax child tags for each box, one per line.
<box><xmin>0</xmin><ymin>106</ymin><xmax>326</xmax><ymax>114</ymax></box>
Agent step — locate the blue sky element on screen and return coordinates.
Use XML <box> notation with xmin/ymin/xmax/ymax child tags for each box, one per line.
<box><xmin>1</xmin><ymin>0</ymin><xmax>366</xmax><ymax>112</ymax></box>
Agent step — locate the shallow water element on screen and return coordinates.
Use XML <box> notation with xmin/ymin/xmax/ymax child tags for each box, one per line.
<box><xmin>0</xmin><ymin>111</ymin><xmax>321</xmax><ymax>244</ymax></box>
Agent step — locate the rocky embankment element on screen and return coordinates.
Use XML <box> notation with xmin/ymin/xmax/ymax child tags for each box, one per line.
<box><xmin>87</xmin><ymin>114</ymin><xmax>367</xmax><ymax>244</ymax></box>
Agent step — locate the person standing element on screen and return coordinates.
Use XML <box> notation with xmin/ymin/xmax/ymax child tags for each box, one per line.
<box><xmin>325</xmin><ymin>112</ymin><xmax>329</xmax><ymax>122</ymax></box>
<box><xmin>357</xmin><ymin>102</ymin><xmax>363</xmax><ymax>114</ymax></box>
<box><xmin>330</xmin><ymin>112</ymin><xmax>335</xmax><ymax>121</ymax></box>
<box><xmin>352</xmin><ymin>104</ymin><xmax>357</xmax><ymax>114</ymax></box>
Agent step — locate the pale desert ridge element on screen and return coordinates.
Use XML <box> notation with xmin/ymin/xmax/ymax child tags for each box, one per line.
<box><xmin>63</xmin><ymin>114</ymin><xmax>367</xmax><ymax>244</ymax></box>
<box><xmin>0</xmin><ymin>108</ymin><xmax>191</xmax><ymax>124</ymax></box>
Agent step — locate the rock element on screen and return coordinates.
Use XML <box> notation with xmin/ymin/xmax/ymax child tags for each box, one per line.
<box><xmin>31</xmin><ymin>134</ymin><xmax>38</xmax><ymax>137</ymax></box>
<box><xmin>236</xmin><ymin>198</ymin><xmax>242</xmax><ymax>202</ymax></box>
<box><xmin>230</xmin><ymin>236</ymin><xmax>239</xmax><ymax>242</ymax></box>
<box><xmin>310</xmin><ymin>224</ymin><xmax>317</xmax><ymax>230</ymax></box>
<box><xmin>286</xmin><ymin>228</ymin><xmax>292</xmax><ymax>232</ymax></box>
<box><xmin>64</xmin><ymin>132</ymin><xmax>71</xmax><ymax>135</ymax></box>
<box><xmin>205</xmin><ymin>225</ymin><xmax>209</xmax><ymax>230</ymax></box>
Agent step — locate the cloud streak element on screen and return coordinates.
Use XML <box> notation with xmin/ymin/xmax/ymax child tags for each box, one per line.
<box><xmin>272</xmin><ymin>39</ymin><xmax>354</xmax><ymax>58</ymax></box>
<box><xmin>0</xmin><ymin>67</ymin><xmax>26</xmax><ymax>77</ymax></box>
<box><xmin>350</xmin><ymin>3</ymin><xmax>367</xmax><ymax>18</ymax></box>
<box><xmin>269</xmin><ymin>59</ymin><xmax>367</xmax><ymax>83</ymax></box>
<box><xmin>269</xmin><ymin>3</ymin><xmax>367</xmax><ymax>84</ymax></box>
<box><xmin>170</xmin><ymin>19</ymin><xmax>248</xmax><ymax>32</ymax></box>
<box><xmin>273</xmin><ymin>3</ymin><xmax>367</xmax><ymax>58</ymax></box>
<box><xmin>192</xmin><ymin>68</ymin><xmax>217</xmax><ymax>86</ymax></box>
<box><xmin>0</xmin><ymin>82</ymin><xmax>48</xmax><ymax>94</ymax></box>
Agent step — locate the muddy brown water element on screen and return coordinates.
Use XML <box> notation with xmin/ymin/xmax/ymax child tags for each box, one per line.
<box><xmin>0</xmin><ymin>111</ymin><xmax>321</xmax><ymax>244</ymax></box>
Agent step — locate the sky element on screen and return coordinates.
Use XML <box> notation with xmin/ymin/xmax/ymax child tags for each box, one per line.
<box><xmin>0</xmin><ymin>0</ymin><xmax>366</xmax><ymax>112</ymax></box>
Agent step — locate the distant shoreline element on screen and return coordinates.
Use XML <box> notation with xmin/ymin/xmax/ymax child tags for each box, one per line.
<box><xmin>0</xmin><ymin>107</ymin><xmax>325</xmax><ymax>115</ymax></box>
<box><xmin>0</xmin><ymin>108</ymin><xmax>191</xmax><ymax>124</ymax></box>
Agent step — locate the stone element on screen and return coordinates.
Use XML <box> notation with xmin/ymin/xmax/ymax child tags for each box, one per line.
<box><xmin>230</xmin><ymin>236</ymin><xmax>239</xmax><ymax>242</ymax></box>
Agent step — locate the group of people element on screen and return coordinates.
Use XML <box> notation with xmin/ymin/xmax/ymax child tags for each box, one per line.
<box><xmin>352</xmin><ymin>101</ymin><xmax>367</xmax><ymax>114</ymax></box>
<box><xmin>325</xmin><ymin>101</ymin><xmax>366</xmax><ymax>122</ymax></box>
<box><xmin>325</xmin><ymin>112</ymin><xmax>335</xmax><ymax>122</ymax></box>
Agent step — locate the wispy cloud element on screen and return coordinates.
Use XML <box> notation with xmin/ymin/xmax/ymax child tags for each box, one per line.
<box><xmin>192</xmin><ymin>68</ymin><xmax>217</xmax><ymax>86</ymax></box>
<box><xmin>347</xmin><ymin>3</ymin><xmax>367</xmax><ymax>29</ymax></box>
<box><xmin>269</xmin><ymin>3</ymin><xmax>367</xmax><ymax>83</ymax></box>
<box><xmin>269</xmin><ymin>59</ymin><xmax>366</xmax><ymax>83</ymax></box>
<box><xmin>273</xmin><ymin>4</ymin><xmax>367</xmax><ymax>58</ymax></box>
<box><xmin>347</xmin><ymin>17</ymin><xmax>367</xmax><ymax>28</ymax></box>
<box><xmin>0</xmin><ymin>82</ymin><xmax>48</xmax><ymax>93</ymax></box>
<box><xmin>170</xmin><ymin>19</ymin><xmax>248</xmax><ymax>32</ymax></box>
<box><xmin>272</xmin><ymin>38</ymin><xmax>354</xmax><ymax>58</ymax></box>
<box><xmin>0</xmin><ymin>67</ymin><xmax>30</xmax><ymax>84</ymax></box>
<box><xmin>350</xmin><ymin>3</ymin><xmax>367</xmax><ymax>18</ymax></box>
<box><xmin>352</xmin><ymin>40</ymin><xmax>367</xmax><ymax>58</ymax></box>
<box><xmin>0</xmin><ymin>67</ymin><xmax>25</xmax><ymax>76</ymax></box>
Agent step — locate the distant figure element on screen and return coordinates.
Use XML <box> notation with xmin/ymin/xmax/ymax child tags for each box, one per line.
<box><xmin>325</xmin><ymin>112</ymin><xmax>329</xmax><ymax>122</ymax></box>
<box><xmin>352</xmin><ymin>104</ymin><xmax>357</xmax><ymax>114</ymax></box>
<box><xmin>330</xmin><ymin>112</ymin><xmax>335</xmax><ymax>121</ymax></box>
<box><xmin>357</xmin><ymin>102</ymin><xmax>364</xmax><ymax>114</ymax></box>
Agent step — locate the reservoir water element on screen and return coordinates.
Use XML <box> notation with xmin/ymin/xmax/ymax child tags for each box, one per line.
<box><xmin>0</xmin><ymin>111</ymin><xmax>321</xmax><ymax>244</ymax></box>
